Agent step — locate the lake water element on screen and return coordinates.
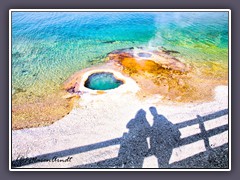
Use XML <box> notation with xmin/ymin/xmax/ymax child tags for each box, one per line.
<box><xmin>12</xmin><ymin>12</ymin><xmax>228</xmax><ymax>94</ymax></box>
<box><xmin>11</xmin><ymin>11</ymin><xmax>229</xmax><ymax>128</ymax></box>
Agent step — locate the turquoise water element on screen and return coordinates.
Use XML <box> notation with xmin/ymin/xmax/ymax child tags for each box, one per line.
<box><xmin>12</xmin><ymin>12</ymin><xmax>228</xmax><ymax>95</ymax></box>
<box><xmin>84</xmin><ymin>72</ymin><xmax>123</xmax><ymax>90</ymax></box>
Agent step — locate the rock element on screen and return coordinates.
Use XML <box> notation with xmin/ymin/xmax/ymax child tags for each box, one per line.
<box><xmin>67</xmin><ymin>86</ymin><xmax>75</xmax><ymax>94</ymax></box>
<box><xmin>12</xmin><ymin>88</ymin><xmax>15</xmax><ymax>95</ymax></box>
<box><xmin>102</xmin><ymin>41</ymin><xmax>116</xmax><ymax>44</ymax></box>
<box><xmin>12</xmin><ymin>52</ymin><xmax>23</xmax><ymax>58</ymax></box>
<box><xmin>62</xmin><ymin>93</ymin><xmax>80</xmax><ymax>99</ymax></box>
<box><xmin>163</xmin><ymin>50</ymin><xmax>180</xmax><ymax>54</ymax></box>
<box><xmin>21</xmin><ymin>70</ymin><xmax>28</xmax><ymax>75</ymax></box>
<box><xmin>15</xmin><ymin>88</ymin><xmax>26</xmax><ymax>94</ymax></box>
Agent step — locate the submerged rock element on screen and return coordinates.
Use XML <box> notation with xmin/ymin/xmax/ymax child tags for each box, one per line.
<box><xmin>14</xmin><ymin>88</ymin><xmax>27</xmax><ymax>94</ymax></box>
<box><xmin>21</xmin><ymin>70</ymin><xmax>29</xmax><ymax>75</ymax></box>
<box><xmin>12</xmin><ymin>52</ymin><xmax>24</xmax><ymax>58</ymax></box>
<box><xmin>162</xmin><ymin>50</ymin><xmax>180</xmax><ymax>54</ymax></box>
<box><xmin>102</xmin><ymin>40</ymin><xmax>116</xmax><ymax>44</ymax></box>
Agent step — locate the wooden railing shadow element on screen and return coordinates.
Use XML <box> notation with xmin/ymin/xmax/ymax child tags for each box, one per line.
<box><xmin>12</xmin><ymin>108</ymin><xmax>229</xmax><ymax>169</ymax></box>
<box><xmin>169</xmin><ymin>143</ymin><xmax>228</xmax><ymax>168</ymax></box>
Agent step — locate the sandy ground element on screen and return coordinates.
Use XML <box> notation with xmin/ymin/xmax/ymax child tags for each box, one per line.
<box><xmin>11</xmin><ymin>85</ymin><xmax>229</xmax><ymax>169</ymax></box>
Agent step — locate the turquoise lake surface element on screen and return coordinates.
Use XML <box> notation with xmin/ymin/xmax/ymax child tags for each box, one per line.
<box><xmin>11</xmin><ymin>12</ymin><xmax>229</xmax><ymax>96</ymax></box>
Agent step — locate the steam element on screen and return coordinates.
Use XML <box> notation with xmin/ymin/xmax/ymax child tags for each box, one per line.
<box><xmin>147</xmin><ymin>31</ymin><xmax>164</xmax><ymax>50</ymax></box>
<box><xmin>146</xmin><ymin>13</ymin><xmax>167</xmax><ymax>51</ymax></box>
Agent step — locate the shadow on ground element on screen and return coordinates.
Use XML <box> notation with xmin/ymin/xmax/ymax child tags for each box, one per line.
<box><xmin>12</xmin><ymin>107</ymin><xmax>229</xmax><ymax>169</ymax></box>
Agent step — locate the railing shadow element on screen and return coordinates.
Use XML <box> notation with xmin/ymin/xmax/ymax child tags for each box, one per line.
<box><xmin>169</xmin><ymin>143</ymin><xmax>228</xmax><ymax>168</ymax></box>
<box><xmin>12</xmin><ymin>108</ymin><xmax>229</xmax><ymax>168</ymax></box>
<box><xmin>12</xmin><ymin>137</ymin><xmax>122</xmax><ymax>168</ymax></box>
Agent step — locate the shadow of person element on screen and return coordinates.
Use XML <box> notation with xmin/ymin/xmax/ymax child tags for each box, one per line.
<box><xmin>149</xmin><ymin>107</ymin><xmax>181</xmax><ymax>168</ymax></box>
<box><xmin>117</xmin><ymin>109</ymin><xmax>151</xmax><ymax>168</ymax></box>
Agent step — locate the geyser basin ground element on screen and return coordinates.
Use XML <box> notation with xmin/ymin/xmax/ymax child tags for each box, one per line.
<box><xmin>107</xmin><ymin>47</ymin><xmax>228</xmax><ymax>102</ymax></box>
<box><xmin>84</xmin><ymin>72</ymin><xmax>123</xmax><ymax>90</ymax></box>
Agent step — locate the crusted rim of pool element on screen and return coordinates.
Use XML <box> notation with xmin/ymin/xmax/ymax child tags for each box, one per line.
<box><xmin>77</xmin><ymin>69</ymin><xmax>140</xmax><ymax>94</ymax></box>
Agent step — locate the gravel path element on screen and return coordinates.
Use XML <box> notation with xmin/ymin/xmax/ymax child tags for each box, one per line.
<box><xmin>11</xmin><ymin>85</ymin><xmax>229</xmax><ymax>169</ymax></box>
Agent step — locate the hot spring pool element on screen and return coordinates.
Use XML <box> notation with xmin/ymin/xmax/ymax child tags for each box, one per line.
<box><xmin>84</xmin><ymin>72</ymin><xmax>124</xmax><ymax>90</ymax></box>
<box><xmin>137</xmin><ymin>52</ymin><xmax>152</xmax><ymax>58</ymax></box>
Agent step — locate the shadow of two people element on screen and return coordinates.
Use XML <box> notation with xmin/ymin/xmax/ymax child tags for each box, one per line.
<box><xmin>118</xmin><ymin>107</ymin><xmax>181</xmax><ymax>168</ymax></box>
